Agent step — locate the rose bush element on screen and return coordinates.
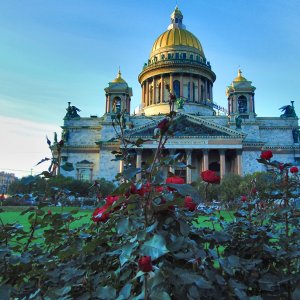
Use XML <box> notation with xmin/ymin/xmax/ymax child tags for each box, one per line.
<box><xmin>1</xmin><ymin>93</ymin><xmax>299</xmax><ymax>300</ymax></box>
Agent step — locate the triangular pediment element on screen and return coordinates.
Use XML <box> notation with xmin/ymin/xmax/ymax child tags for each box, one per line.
<box><xmin>126</xmin><ymin>113</ymin><xmax>245</xmax><ymax>139</ymax></box>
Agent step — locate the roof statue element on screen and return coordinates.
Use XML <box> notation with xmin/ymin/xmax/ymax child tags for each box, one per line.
<box><xmin>65</xmin><ymin>102</ymin><xmax>81</xmax><ymax>119</ymax></box>
<box><xmin>279</xmin><ymin>101</ymin><xmax>297</xmax><ymax>118</ymax></box>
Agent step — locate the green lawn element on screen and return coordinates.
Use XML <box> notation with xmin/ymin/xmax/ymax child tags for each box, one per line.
<box><xmin>1</xmin><ymin>206</ymin><xmax>234</xmax><ymax>231</ymax></box>
<box><xmin>0</xmin><ymin>206</ymin><xmax>92</xmax><ymax>231</ymax></box>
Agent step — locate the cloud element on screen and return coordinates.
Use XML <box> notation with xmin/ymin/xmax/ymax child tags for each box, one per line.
<box><xmin>0</xmin><ymin>115</ymin><xmax>61</xmax><ymax>178</ymax></box>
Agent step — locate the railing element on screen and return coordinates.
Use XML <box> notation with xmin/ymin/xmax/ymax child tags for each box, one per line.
<box><xmin>142</xmin><ymin>58</ymin><xmax>212</xmax><ymax>71</ymax></box>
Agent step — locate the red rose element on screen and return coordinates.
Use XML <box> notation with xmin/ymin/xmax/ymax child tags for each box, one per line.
<box><xmin>201</xmin><ymin>170</ymin><xmax>220</xmax><ymax>184</ymax></box>
<box><xmin>279</xmin><ymin>163</ymin><xmax>284</xmax><ymax>171</ymax></box>
<box><xmin>290</xmin><ymin>166</ymin><xmax>299</xmax><ymax>174</ymax></box>
<box><xmin>241</xmin><ymin>195</ymin><xmax>247</xmax><ymax>202</ymax></box>
<box><xmin>105</xmin><ymin>195</ymin><xmax>119</xmax><ymax>206</ymax></box>
<box><xmin>260</xmin><ymin>150</ymin><xmax>273</xmax><ymax>160</ymax></box>
<box><xmin>157</xmin><ymin>118</ymin><xmax>170</xmax><ymax>134</ymax></box>
<box><xmin>166</xmin><ymin>176</ymin><xmax>185</xmax><ymax>184</ymax></box>
<box><xmin>251</xmin><ymin>188</ymin><xmax>257</xmax><ymax>195</ymax></box>
<box><xmin>184</xmin><ymin>196</ymin><xmax>197</xmax><ymax>211</ymax></box>
<box><xmin>47</xmin><ymin>210</ymin><xmax>52</xmax><ymax>215</ymax></box>
<box><xmin>156</xmin><ymin>186</ymin><xmax>164</xmax><ymax>193</ymax></box>
<box><xmin>170</xmin><ymin>93</ymin><xmax>176</xmax><ymax>101</ymax></box>
<box><xmin>130</xmin><ymin>184</ymin><xmax>138</xmax><ymax>194</ymax></box>
<box><xmin>138</xmin><ymin>256</ymin><xmax>153</xmax><ymax>272</ymax></box>
<box><xmin>92</xmin><ymin>207</ymin><xmax>109</xmax><ymax>223</ymax></box>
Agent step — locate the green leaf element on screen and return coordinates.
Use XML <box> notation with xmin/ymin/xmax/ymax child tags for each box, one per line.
<box><xmin>61</xmin><ymin>162</ymin><xmax>74</xmax><ymax>171</ymax></box>
<box><xmin>0</xmin><ymin>284</ymin><xmax>11</xmax><ymax>300</ymax></box>
<box><xmin>53</xmin><ymin>286</ymin><xmax>71</xmax><ymax>296</ymax></box>
<box><xmin>135</xmin><ymin>138</ymin><xmax>151</xmax><ymax>147</ymax></box>
<box><xmin>116</xmin><ymin>218</ymin><xmax>129</xmax><ymax>235</ymax></box>
<box><xmin>95</xmin><ymin>286</ymin><xmax>116</xmax><ymax>300</ymax></box>
<box><xmin>174</xmin><ymin>269</ymin><xmax>212</xmax><ymax>289</ymax></box>
<box><xmin>141</xmin><ymin>234</ymin><xmax>169</xmax><ymax>260</ymax></box>
<box><xmin>116</xmin><ymin>283</ymin><xmax>132</xmax><ymax>300</ymax></box>
<box><xmin>120</xmin><ymin>242</ymin><xmax>138</xmax><ymax>266</ymax></box>
<box><xmin>150</xmin><ymin>291</ymin><xmax>171</xmax><ymax>300</ymax></box>
<box><xmin>122</xmin><ymin>166</ymin><xmax>141</xmax><ymax>180</ymax></box>
<box><xmin>167</xmin><ymin>184</ymin><xmax>202</xmax><ymax>203</ymax></box>
<box><xmin>292</xmin><ymin>288</ymin><xmax>300</xmax><ymax>300</ymax></box>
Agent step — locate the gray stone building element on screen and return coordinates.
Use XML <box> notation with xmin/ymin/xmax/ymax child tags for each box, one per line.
<box><xmin>59</xmin><ymin>7</ymin><xmax>300</xmax><ymax>182</ymax></box>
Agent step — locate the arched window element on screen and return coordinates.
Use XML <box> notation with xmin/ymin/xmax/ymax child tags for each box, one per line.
<box><xmin>113</xmin><ymin>97</ymin><xmax>121</xmax><ymax>113</ymax></box>
<box><xmin>173</xmin><ymin>80</ymin><xmax>180</xmax><ymax>98</ymax></box>
<box><xmin>190</xmin><ymin>54</ymin><xmax>193</xmax><ymax>60</ymax></box>
<box><xmin>201</xmin><ymin>85</ymin><xmax>204</xmax><ymax>101</ymax></box>
<box><xmin>238</xmin><ymin>95</ymin><xmax>247</xmax><ymax>113</ymax></box>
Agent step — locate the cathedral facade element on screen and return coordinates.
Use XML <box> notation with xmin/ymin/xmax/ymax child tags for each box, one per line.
<box><xmin>59</xmin><ymin>7</ymin><xmax>300</xmax><ymax>183</ymax></box>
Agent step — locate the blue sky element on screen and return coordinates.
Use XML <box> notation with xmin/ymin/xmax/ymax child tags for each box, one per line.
<box><xmin>0</xmin><ymin>0</ymin><xmax>300</xmax><ymax>177</ymax></box>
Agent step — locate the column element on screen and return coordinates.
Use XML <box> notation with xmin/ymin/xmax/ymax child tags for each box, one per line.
<box><xmin>170</xmin><ymin>74</ymin><xmax>173</xmax><ymax>94</ymax></box>
<box><xmin>161</xmin><ymin>75</ymin><xmax>164</xmax><ymax>103</ymax></box>
<box><xmin>119</xmin><ymin>160</ymin><xmax>124</xmax><ymax>173</ymax></box>
<box><xmin>186</xmin><ymin>150</ymin><xmax>192</xmax><ymax>184</ymax></box>
<box><xmin>180</xmin><ymin>74</ymin><xmax>183</xmax><ymax>97</ymax></box>
<box><xmin>190</xmin><ymin>75</ymin><xmax>194</xmax><ymax>102</ymax></box>
<box><xmin>142</xmin><ymin>84</ymin><xmax>145</xmax><ymax>107</ymax></box>
<box><xmin>153</xmin><ymin>77</ymin><xmax>157</xmax><ymax>104</ymax></box>
<box><xmin>136</xmin><ymin>150</ymin><xmax>142</xmax><ymax>181</ymax></box>
<box><xmin>198</xmin><ymin>78</ymin><xmax>201</xmax><ymax>102</ymax></box>
<box><xmin>146</xmin><ymin>80</ymin><xmax>149</xmax><ymax>106</ymax></box>
<box><xmin>219</xmin><ymin>149</ymin><xmax>226</xmax><ymax>179</ymax></box>
<box><xmin>202</xmin><ymin>149</ymin><xmax>209</xmax><ymax>171</ymax></box>
<box><xmin>249</xmin><ymin>95</ymin><xmax>253</xmax><ymax>113</ymax></box>
<box><xmin>169</xmin><ymin>149</ymin><xmax>175</xmax><ymax>174</ymax></box>
<box><xmin>236</xmin><ymin>150</ymin><xmax>243</xmax><ymax>176</ymax></box>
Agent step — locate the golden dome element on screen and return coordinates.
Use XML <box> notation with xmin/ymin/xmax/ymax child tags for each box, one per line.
<box><xmin>233</xmin><ymin>69</ymin><xmax>247</xmax><ymax>82</ymax></box>
<box><xmin>151</xmin><ymin>28</ymin><xmax>204</xmax><ymax>57</ymax></box>
<box><xmin>112</xmin><ymin>69</ymin><xmax>126</xmax><ymax>83</ymax></box>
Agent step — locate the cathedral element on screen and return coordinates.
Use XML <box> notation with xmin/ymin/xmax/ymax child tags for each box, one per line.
<box><xmin>59</xmin><ymin>7</ymin><xmax>299</xmax><ymax>183</ymax></box>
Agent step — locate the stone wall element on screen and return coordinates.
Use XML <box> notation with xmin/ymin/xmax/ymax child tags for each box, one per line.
<box><xmin>242</xmin><ymin>150</ymin><xmax>264</xmax><ymax>174</ymax></box>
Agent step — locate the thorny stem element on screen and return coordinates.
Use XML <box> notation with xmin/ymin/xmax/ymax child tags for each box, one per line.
<box><xmin>283</xmin><ymin>169</ymin><xmax>292</xmax><ymax>299</ymax></box>
<box><xmin>23</xmin><ymin>212</ymin><xmax>38</xmax><ymax>252</ymax></box>
<box><xmin>144</xmin><ymin>274</ymin><xmax>148</xmax><ymax>300</ymax></box>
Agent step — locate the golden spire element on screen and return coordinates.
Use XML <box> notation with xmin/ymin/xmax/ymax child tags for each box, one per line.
<box><xmin>234</xmin><ymin>69</ymin><xmax>247</xmax><ymax>82</ymax></box>
<box><xmin>112</xmin><ymin>67</ymin><xmax>126</xmax><ymax>83</ymax></box>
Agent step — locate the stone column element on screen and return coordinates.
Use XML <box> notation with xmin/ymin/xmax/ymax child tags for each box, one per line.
<box><xmin>146</xmin><ymin>80</ymin><xmax>149</xmax><ymax>106</ymax></box>
<box><xmin>219</xmin><ymin>149</ymin><xmax>226</xmax><ymax>179</ymax></box>
<box><xmin>202</xmin><ymin>149</ymin><xmax>209</xmax><ymax>171</ymax></box>
<box><xmin>249</xmin><ymin>95</ymin><xmax>253</xmax><ymax>113</ymax></box>
<box><xmin>169</xmin><ymin>149</ymin><xmax>175</xmax><ymax>174</ymax></box>
<box><xmin>186</xmin><ymin>150</ymin><xmax>192</xmax><ymax>184</ymax></box>
<box><xmin>236</xmin><ymin>150</ymin><xmax>243</xmax><ymax>176</ymax></box>
<box><xmin>190</xmin><ymin>75</ymin><xmax>194</xmax><ymax>102</ymax></box>
<box><xmin>136</xmin><ymin>150</ymin><xmax>142</xmax><ymax>181</ymax></box>
<box><xmin>119</xmin><ymin>160</ymin><xmax>124</xmax><ymax>173</ymax></box>
<box><xmin>142</xmin><ymin>84</ymin><xmax>145</xmax><ymax>107</ymax></box>
<box><xmin>170</xmin><ymin>74</ymin><xmax>173</xmax><ymax>94</ymax></box>
<box><xmin>153</xmin><ymin>77</ymin><xmax>157</xmax><ymax>104</ymax></box>
<box><xmin>198</xmin><ymin>78</ymin><xmax>201</xmax><ymax>102</ymax></box>
<box><xmin>161</xmin><ymin>75</ymin><xmax>164</xmax><ymax>103</ymax></box>
<box><xmin>180</xmin><ymin>74</ymin><xmax>183</xmax><ymax>97</ymax></box>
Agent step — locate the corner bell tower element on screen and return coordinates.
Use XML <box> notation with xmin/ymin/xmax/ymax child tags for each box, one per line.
<box><xmin>226</xmin><ymin>69</ymin><xmax>256</xmax><ymax>122</ymax></box>
<box><xmin>104</xmin><ymin>69</ymin><xmax>132</xmax><ymax>115</ymax></box>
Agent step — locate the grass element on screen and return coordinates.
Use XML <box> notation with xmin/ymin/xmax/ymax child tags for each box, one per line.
<box><xmin>1</xmin><ymin>206</ymin><xmax>234</xmax><ymax>231</ymax></box>
<box><xmin>0</xmin><ymin>206</ymin><xmax>92</xmax><ymax>231</ymax></box>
